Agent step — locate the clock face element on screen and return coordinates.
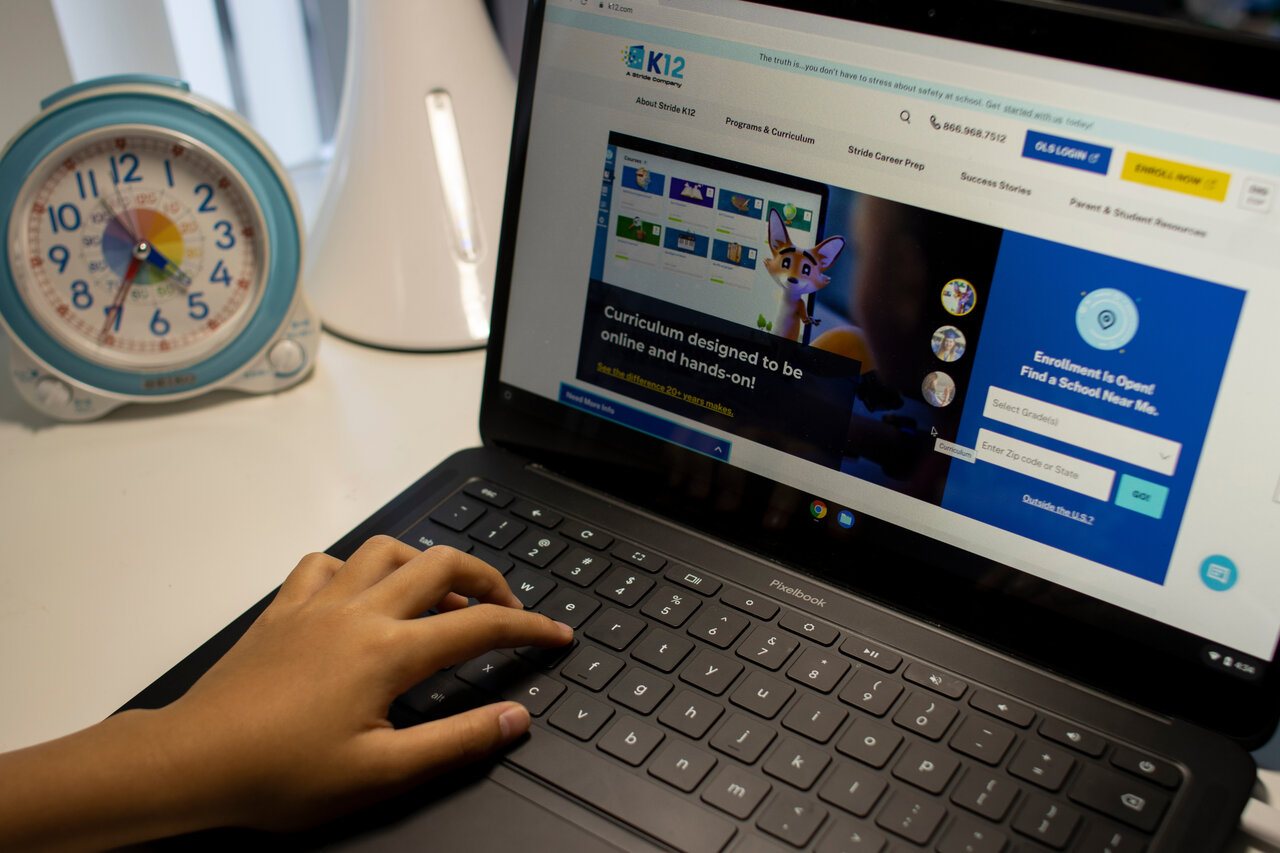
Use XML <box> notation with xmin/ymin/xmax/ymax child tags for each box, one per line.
<box><xmin>9</xmin><ymin>126</ymin><xmax>268</xmax><ymax>371</ymax></box>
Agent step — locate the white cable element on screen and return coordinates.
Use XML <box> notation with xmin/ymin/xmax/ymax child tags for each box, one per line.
<box><xmin>1241</xmin><ymin>797</ymin><xmax>1280</xmax><ymax>848</ymax></box>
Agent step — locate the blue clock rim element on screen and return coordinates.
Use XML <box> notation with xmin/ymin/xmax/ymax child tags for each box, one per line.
<box><xmin>0</xmin><ymin>81</ymin><xmax>301</xmax><ymax>397</ymax></box>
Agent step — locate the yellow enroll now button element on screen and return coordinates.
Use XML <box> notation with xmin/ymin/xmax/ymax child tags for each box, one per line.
<box><xmin>1121</xmin><ymin>152</ymin><xmax>1230</xmax><ymax>201</ymax></box>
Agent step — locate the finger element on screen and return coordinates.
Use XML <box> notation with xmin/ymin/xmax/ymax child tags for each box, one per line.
<box><xmin>271</xmin><ymin>552</ymin><xmax>343</xmax><ymax>608</ymax></box>
<box><xmin>435</xmin><ymin>592</ymin><xmax>471</xmax><ymax>613</ymax></box>
<box><xmin>322</xmin><ymin>535</ymin><xmax>422</xmax><ymax>601</ymax></box>
<box><xmin>374</xmin><ymin>701</ymin><xmax>531</xmax><ymax>784</ymax></box>
<box><xmin>361</xmin><ymin>546</ymin><xmax>522</xmax><ymax>619</ymax></box>
<box><xmin>406</xmin><ymin>604</ymin><xmax>572</xmax><ymax>674</ymax></box>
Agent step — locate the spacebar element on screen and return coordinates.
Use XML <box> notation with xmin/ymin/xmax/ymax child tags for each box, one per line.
<box><xmin>505</xmin><ymin>733</ymin><xmax>736</xmax><ymax>853</ymax></box>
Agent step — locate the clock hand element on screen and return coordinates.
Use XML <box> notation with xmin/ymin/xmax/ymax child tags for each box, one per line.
<box><xmin>138</xmin><ymin>242</ymin><xmax>192</xmax><ymax>289</ymax></box>
<box><xmin>100</xmin><ymin>252</ymin><xmax>144</xmax><ymax>340</ymax></box>
<box><xmin>98</xmin><ymin>197</ymin><xmax>138</xmax><ymax>242</ymax></box>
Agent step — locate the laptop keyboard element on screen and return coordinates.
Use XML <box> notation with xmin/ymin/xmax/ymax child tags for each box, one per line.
<box><xmin>391</xmin><ymin>480</ymin><xmax>1182</xmax><ymax>853</ymax></box>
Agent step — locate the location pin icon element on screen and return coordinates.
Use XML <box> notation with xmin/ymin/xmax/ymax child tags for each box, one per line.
<box><xmin>1098</xmin><ymin>309</ymin><xmax>1116</xmax><ymax>330</ymax></box>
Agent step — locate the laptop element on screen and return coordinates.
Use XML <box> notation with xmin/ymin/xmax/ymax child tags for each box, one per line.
<box><xmin>125</xmin><ymin>1</ymin><xmax>1280</xmax><ymax>850</ymax></box>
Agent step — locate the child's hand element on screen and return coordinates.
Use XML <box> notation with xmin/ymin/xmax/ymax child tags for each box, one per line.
<box><xmin>153</xmin><ymin>536</ymin><xmax>573</xmax><ymax>832</ymax></box>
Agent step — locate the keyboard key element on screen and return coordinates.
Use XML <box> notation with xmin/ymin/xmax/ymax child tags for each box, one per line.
<box><xmin>665</xmin><ymin>564</ymin><xmax>722</xmax><ymax>596</ymax></box>
<box><xmin>468</xmin><ymin>515</ymin><xmax>525</xmax><ymax>549</ymax></box>
<box><xmin>835</xmin><ymin>717</ymin><xmax>902</xmax><ymax>769</ymax></box>
<box><xmin>548</xmin><ymin>690</ymin><xmax>613</xmax><ymax>740</ymax></box>
<box><xmin>537</xmin><ymin>586</ymin><xmax>598</xmax><ymax>628</ymax></box>
<box><xmin>609</xmin><ymin>667</ymin><xmax>673</xmax><ymax>714</ymax></box>
<box><xmin>584</xmin><ymin>607</ymin><xmax>644</xmax><ymax>650</ymax></box>
<box><xmin>470</xmin><ymin>545</ymin><xmax>513</xmax><ymax>573</ymax></box>
<box><xmin>514</xmin><ymin>639</ymin><xmax>575</xmax><ymax>669</ymax></box>
<box><xmin>936</xmin><ymin>814</ymin><xmax>1007</xmax><ymax>853</ymax></box>
<box><xmin>903</xmin><ymin>662</ymin><xmax>967</xmax><ymax>699</ymax></box>
<box><xmin>875</xmin><ymin>788</ymin><xmax>947</xmax><ymax>845</ymax></box>
<box><xmin>457</xmin><ymin>651</ymin><xmax>525</xmax><ymax>693</ymax></box>
<box><xmin>710</xmin><ymin>712</ymin><xmax>777</xmax><ymax>763</ymax></box>
<box><xmin>737</xmin><ymin>626</ymin><xmax>801</xmax><ymax>671</ymax></box>
<box><xmin>782</xmin><ymin>693</ymin><xmax>847</xmax><ymax>744</ymax></box>
<box><xmin>839</xmin><ymin>636</ymin><xmax>902</xmax><ymax>672</ymax></box>
<box><xmin>642</xmin><ymin>585</ymin><xmax>702</xmax><ymax>627</ymax></box>
<box><xmin>817</xmin><ymin>761</ymin><xmax>887</xmax><ymax>817</ymax></box>
<box><xmin>1111</xmin><ymin>744</ymin><xmax>1182</xmax><ymax>788</ymax></box>
<box><xmin>1076</xmin><ymin>822</ymin><xmax>1149</xmax><ymax>853</ymax></box>
<box><xmin>763</xmin><ymin>735</ymin><xmax>831</xmax><ymax>790</ymax></box>
<box><xmin>632</xmin><ymin>628</ymin><xmax>694</xmax><ymax>672</ymax></box>
<box><xmin>463</xmin><ymin>481</ymin><xmax>513</xmax><ymax>506</ymax></box>
<box><xmin>612</xmin><ymin>542</ymin><xmax>667</xmax><ymax>572</ymax></box>
<box><xmin>949</xmin><ymin>715</ymin><xmax>1016</xmax><ymax>765</ymax></box>
<box><xmin>1068</xmin><ymin>763</ymin><xmax>1169</xmax><ymax>833</ymax></box>
<box><xmin>1011</xmin><ymin>792</ymin><xmax>1081</xmax><ymax>850</ymax></box>
<box><xmin>509</xmin><ymin>530</ymin><xmax>567</xmax><ymax>567</ymax></box>
<box><xmin>816</xmin><ymin>816</ymin><xmax>887</xmax><ymax>852</ymax></box>
<box><xmin>429</xmin><ymin>495</ymin><xmax>486</xmax><ymax>531</ymax></box>
<box><xmin>838</xmin><ymin>667</ymin><xmax>902</xmax><ymax>717</ymax></box>
<box><xmin>559</xmin><ymin>521</ymin><xmax>613</xmax><ymax>550</ymax></box>
<box><xmin>398</xmin><ymin>672</ymin><xmax>484</xmax><ymax>720</ymax></box>
<box><xmin>731</xmin><ymin>671</ymin><xmax>794</xmax><ymax>719</ymax></box>
<box><xmin>686</xmin><ymin>604</ymin><xmax>750</xmax><ymax>648</ymax></box>
<box><xmin>891</xmin><ymin>741</ymin><xmax>959</xmax><ymax>794</ymax></box>
<box><xmin>1040</xmin><ymin>716</ymin><xmax>1107</xmax><ymax>757</ymax></box>
<box><xmin>500</xmin><ymin>673</ymin><xmax>564</xmax><ymax>716</ymax></box>
<box><xmin>598</xmin><ymin>716</ymin><xmax>664</xmax><ymax>766</ymax></box>
<box><xmin>969</xmin><ymin>689</ymin><xmax>1035</xmax><ymax>727</ymax></box>
<box><xmin>561</xmin><ymin>646</ymin><xmax>624</xmax><ymax>691</ymax></box>
<box><xmin>399</xmin><ymin>521</ymin><xmax>472</xmax><ymax>552</ymax></box>
<box><xmin>786</xmin><ymin>648</ymin><xmax>850</xmax><ymax>693</ymax></box>
<box><xmin>702</xmin><ymin>765</ymin><xmax>772</xmax><ymax>819</ymax></box>
<box><xmin>779</xmin><ymin>609</ymin><xmax>839</xmax><ymax>645</ymax></box>
<box><xmin>505</xmin><ymin>565</ymin><xmax>555</xmax><ymax>607</ymax></box>
<box><xmin>892</xmin><ymin>691</ymin><xmax>958</xmax><ymax>741</ymax></box>
<box><xmin>658</xmin><ymin>689</ymin><xmax>724</xmax><ymax>738</ymax></box>
<box><xmin>680</xmin><ymin>648</ymin><xmax>743</xmax><ymax>695</ymax></box>
<box><xmin>510</xmin><ymin>499</ymin><xmax>561</xmax><ymax>528</ymax></box>
<box><xmin>1009</xmin><ymin>741</ymin><xmax>1075</xmax><ymax>792</ymax></box>
<box><xmin>648</xmin><ymin>740</ymin><xmax>717</xmax><ymax>792</ymax></box>
<box><xmin>596</xmin><ymin>567</ymin><xmax>654</xmax><ymax>607</ymax></box>
<box><xmin>551</xmin><ymin>547</ymin><xmax>610</xmax><ymax>586</ymax></box>
<box><xmin>951</xmin><ymin>768</ymin><xmax>1018</xmax><ymax>821</ymax></box>
<box><xmin>721</xmin><ymin>585</ymin><xmax>780</xmax><ymax>619</ymax></box>
<box><xmin>506</xmin><ymin>734</ymin><xmax>735</xmax><ymax>853</ymax></box>
<box><xmin>757</xmin><ymin>792</ymin><xmax>828</xmax><ymax>847</ymax></box>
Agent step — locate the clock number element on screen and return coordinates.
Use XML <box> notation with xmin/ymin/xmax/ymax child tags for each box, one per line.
<box><xmin>194</xmin><ymin>183</ymin><xmax>217</xmax><ymax>213</ymax></box>
<box><xmin>48</xmin><ymin>203</ymin><xmax>81</xmax><ymax>234</ymax></box>
<box><xmin>213</xmin><ymin>220</ymin><xmax>235</xmax><ymax>249</ymax></box>
<box><xmin>209</xmin><ymin>259</ymin><xmax>232</xmax><ymax>287</ymax></box>
<box><xmin>103</xmin><ymin>304</ymin><xmax>122</xmax><ymax>333</ymax></box>
<box><xmin>48</xmin><ymin>245</ymin><xmax>70</xmax><ymax>274</ymax></box>
<box><xmin>75</xmin><ymin>169</ymin><xmax>100</xmax><ymax>199</ymax></box>
<box><xmin>70</xmin><ymin>280</ymin><xmax>92</xmax><ymax>310</ymax></box>
<box><xmin>149</xmin><ymin>309</ymin><xmax>170</xmax><ymax>337</ymax></box>
<box><xmin>187</xmin><ymin>291</ymin><xmax>209</xmax><ymax>320</ymax></box>
<box><xmin>109</xmin><ymin>153</ymin><xmax>141</xmax><ymax>185</ymax></box>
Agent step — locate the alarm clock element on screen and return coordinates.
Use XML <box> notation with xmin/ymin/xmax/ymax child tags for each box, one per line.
<box><xmin>0</xmin><ymin>74</ymin><xmax>319</xmax><ymax>420</ymax></box>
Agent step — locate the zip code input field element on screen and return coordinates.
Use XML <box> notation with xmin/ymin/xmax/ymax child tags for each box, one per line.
<box><xmin>983</xmin><ymin>386</ymin><xmax>1181</xmax><ymax>476</ymax></box>
<box><xmin>976</xmin><ymin>428</ymin><xmax>1116</xmax><ymax>500</ymax></box>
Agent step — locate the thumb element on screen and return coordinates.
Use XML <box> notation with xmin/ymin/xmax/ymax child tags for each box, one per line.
<box><xmin>389</xmin><ymin>702</ymin><xmax>531</xmax><ymax>782</ymax></box>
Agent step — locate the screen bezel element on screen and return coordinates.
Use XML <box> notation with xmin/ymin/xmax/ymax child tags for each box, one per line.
<box><xmin>480</xmin><ymin>0</ymin><xmax>1280</xmax><ymax>747</ymax></box>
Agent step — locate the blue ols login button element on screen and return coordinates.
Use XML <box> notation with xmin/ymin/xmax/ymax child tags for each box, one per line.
<box><xmin>1023</xmin><ymin>131</ymin><xmax>1112</xmax><ymax>175</ymax></box>
<box><xmin>1114</xmin><ymin>474</ymin><xmax>1168</xmax><ymax>519</ymax></box>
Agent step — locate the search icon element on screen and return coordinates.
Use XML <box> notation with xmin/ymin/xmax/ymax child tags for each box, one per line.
<box><xmin>900</xmin><ymin>110</ymin><xmax>911</xmax><ymax>123</ymax></box>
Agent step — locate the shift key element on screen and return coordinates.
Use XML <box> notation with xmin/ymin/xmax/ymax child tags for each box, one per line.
<box><xmin>505</xmin><ymin>733</ymin><xmax>736</xmax><ymax>853</ymax></box>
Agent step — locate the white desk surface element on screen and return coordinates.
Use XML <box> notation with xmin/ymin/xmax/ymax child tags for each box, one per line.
<box><xmin>0</xmin><ymin>331</ymin><xmax>1274</xmax><ymax>850</ymax></box>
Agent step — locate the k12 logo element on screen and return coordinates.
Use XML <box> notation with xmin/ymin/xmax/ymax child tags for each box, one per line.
<box><xmin>623</xmin><ymin>44</ymin><xmax>685</xmax><ymax>79</ymax></box>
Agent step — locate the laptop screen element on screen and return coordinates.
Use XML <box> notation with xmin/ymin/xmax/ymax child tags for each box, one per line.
<box><xmin>487</xmin><ymin>0</ymin><xmax>1280</xmax><ymax>733</ymax></box>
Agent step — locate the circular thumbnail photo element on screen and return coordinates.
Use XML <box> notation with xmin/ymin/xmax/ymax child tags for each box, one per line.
<box><xmin>941</xmin><ymin>279</ymin><xmax>977</xmax><ymax>317</ymax></box>
<box><xmin>1076</xmin><ymin>287</ymin><xmax>1139</xmax><ymax>350</ymax></box>
<box><xmin>922</xmin><ymin>371</ymin><xmax>957</xmax><ymax>408</ymax></box>
<box><xmin>931</xmin><ymin>325</ymin><xmax>967</xmax><ymax>362</ymax></box>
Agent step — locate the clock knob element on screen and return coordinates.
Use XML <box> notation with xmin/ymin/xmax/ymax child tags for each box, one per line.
<box><xmin>34</xmin><ymin>376</ymin><xmax>72</xmax><ymax>409</ymax></box>
<box><xmin>268</xmin><ymin>339</ymin><xmax>306</xmax><ymax>376</ymax></box>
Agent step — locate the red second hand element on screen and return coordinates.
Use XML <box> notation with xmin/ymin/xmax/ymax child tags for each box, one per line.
<box><xmin>101</xmin><ymin>255</ymin><xmax>143</xmax><ymax>340</ymax></box>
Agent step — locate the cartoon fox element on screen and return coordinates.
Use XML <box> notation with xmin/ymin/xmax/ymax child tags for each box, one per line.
<box><xmin>763</xmin><ymin>208</ymin><xmax>845</xmax><ymax>342</ymax></box>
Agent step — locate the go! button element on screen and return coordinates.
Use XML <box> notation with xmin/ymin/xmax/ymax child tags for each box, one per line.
<box><xmin>1114</xmin><ymin>473</ymin><xmax>1169</xmax><ymax>519</ymax></box>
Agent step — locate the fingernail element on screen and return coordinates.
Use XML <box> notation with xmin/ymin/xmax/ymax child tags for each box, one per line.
<box><xmin>498</xmin><ymin>704</ymin><xmax>530</xmax><ymax>740</ymax></box>
<box><xmin>554</xmin><ymin>620</ymin><xmax>574</xmax><ymax>640</ymax></box>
